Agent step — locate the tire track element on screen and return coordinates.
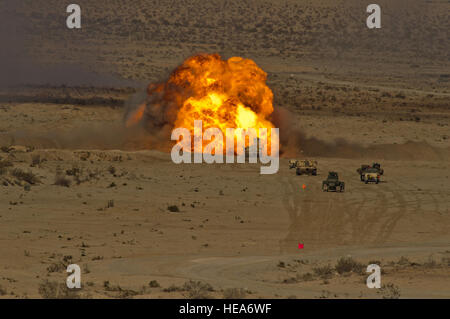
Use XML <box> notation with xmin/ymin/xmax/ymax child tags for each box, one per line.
<box><xmin>279</xmin><ymin>168</ymin><xmax>371</xmax><ymax>250</ymax></box>
<box><xmin>278</xmin><ymin>164</ymin><xmax>432</xmax><ymax>248</ymax></box>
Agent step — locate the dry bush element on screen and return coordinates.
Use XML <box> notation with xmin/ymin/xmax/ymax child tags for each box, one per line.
<box><xmin>163</xmin><ymin>284</ymin><xmax>184</xmax><ymax>293</ymax></box>
<box><xmin>282</xmin><ymin>277</ymin><xmax>297</xmax><ymax>284</ymax></box>
<box><xmin>66</xmin><ymin>165</ymin><xmax>100</xmax><ymax>185</ymax></box>
<box><xmin>11</xmin><ymin>168</ymin><xmax>40</xmax><ymax>184</ymax></box>
<box><xmin>103</xmin><ymin>281</ymin><xmax>139</xmax><ymax>299</ymax></box>
<box><xmin>335</xmin><ymin>257</ymin><xmax>364</xmax><ymax>275</ymax></box>
<box><xmin>149</xmin><ymin>280</ymin><xmax>160</xmax><ymax>288</ymax></box>
<box><xmin>378</xmin><ymin>283</ymin><xmax>401</xmax><ymax>299</ymax></box>
<box><xmin>297</xmin><ymin>272</ymin><xmax>315</xmax><ymax>282</ymax></box>
<box><xmin>284</xmin><ymin>272</ymin><xmax>315</xmax><ymax>283</ymax></box>
<box><xmin>46</xmin><ymin>261</ymin><xmax>68</xmax><ymax>273</ymax></box>
<box><xmin>167</xmin><ymin>205</ymin><xmax>180</xmax><ymax>212</ymax></box>
<box><xmin>66</xmin><ymin>165</ymin><xmax>83</xmax><ymax>184</ymax></box>
<box><xmin>38</xmin><ymin>280</ymin><xmax>80</xmax><ymax>299</ymax></box>
<box><xmin>47</xmin><ymin>255</ymin><xmax>73</xmax><ymax>273</ymax></box>
<box><xmin>54</xmin><ymin>174</ymin><xmax>71</xmax><ymax>187</ymax></box>
<box><xmin>313</xmin><ymin>264</ymin><xmax>334</xmax><ymax>279</ymax></box>
<box><xmin>223</xmin><ymin>288</ymin><xmax>246</xmax><ymax>299</ymax></box>
<box><xmin>182</xmin><ymin>280</ymin><xmax>214</xmax><ymax>299</ymax></box>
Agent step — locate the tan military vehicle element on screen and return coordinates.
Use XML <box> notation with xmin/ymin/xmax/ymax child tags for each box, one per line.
<box><xmin>363</xmin><ymin>167</ymin><xmax>381</xmax><ymax>184</ymax></box>
<box><xmin>289</xmin><ymin>160</ymin><xmax>299</xmax><ymax>169</ymax></box>
<box><xmin>294</xmin><ymin>159</ymin><xmax>318</xmax><ymax>176</ymax></box>
<box><xmin>357</xmin><ymin>163</ymin><xmax>384</xmax><ymax>181</ymax></box>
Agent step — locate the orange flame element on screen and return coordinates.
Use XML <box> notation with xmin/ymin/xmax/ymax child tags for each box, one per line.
<box><xmin>128</xmin><ymin>53</ymin><xmax>277</xmax><ymax>153</ymax></box>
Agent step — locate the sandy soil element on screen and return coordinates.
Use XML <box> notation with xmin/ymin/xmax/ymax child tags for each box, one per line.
<box><xmin>0</xmin><ymin>0</ymin><xmax>449</xmax><ymax>299</ymax></box>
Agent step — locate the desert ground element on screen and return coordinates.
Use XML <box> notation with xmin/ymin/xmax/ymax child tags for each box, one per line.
<box><xmin>0</xmin><ymin>0</ymin><xmax>449</xmax><ymax>298</ymax></box>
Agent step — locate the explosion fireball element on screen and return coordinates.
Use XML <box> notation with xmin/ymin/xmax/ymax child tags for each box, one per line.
<box><xmin>125</xmin><ymin>53</ymin><xmax>277</xmax><ymax>154</ymax></box>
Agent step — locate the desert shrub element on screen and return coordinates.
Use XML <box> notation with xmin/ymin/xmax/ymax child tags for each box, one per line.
<box><xmin>378</xmin><ymin>283</ymin><xmax>401</xmax><ymax>299</ymax></box>
<box><xmin>46</xmin><ymin>262</ymin><xmax>66</xmax><ymax>273</ymax></box>
<box><xmin>297</xmin><ymin>272</ymin><xmax>315</xmax><ymax>282</ymax></box>
<box><xmin>66</xmin><ymin>166</ymin><xmax>100</xmax><ymax>185</ymax></box>
<box><xmin>318</xmin><ymin>290</ymin><xmax>333</xmax><ymax>299</ymax></box>
<box><xmin>282</xmin><ymin>277</ymin><xmax>298</xmax><ymax>284</ymax></box>
<box><xmin>167</xmin><ymin>205</ymin><xmax>180</xmax><ymax>212</ymax></box>
<box><xmin>313</xmin><ymin>264</ymin><xmax>334</xmax><ymax>279</ymax></box>
<box><xmin>183</xmin><ymin>280</ymin><xmax>214</xmax><ymax>299</ymax></box>
<box><xmin>118</xmin><ymin>289</ymin><xmax>139</xmax><ymax>299</ymax></box>
<box><xmin>163</xmin><ymin>284</ymin><xmax>184</xmax><ymax>292</ymax></box>
<box><xmin>149</xmin><ymin>280</ymin><xmax>160</xmax><ymax>288</ymax></box>
<box><xmin>0</xmin><ymin>285</ymin><xmax>6</xmax><ymax>295</ymax></box>
<box><xmin>103</xmin><ymin>281</ymin><xmax>138</xmax><ymax>298</ymax></box>
<box><xmin>335</xmin><ymin>257</ymin><xmax>364</xmax><ymax>275</ymax></box>
<box><xmin>11</xmin><ymin>168</ymin><xmax>40</xmax><ymax>184</ymax></box>
<box><xmin>223</xmin><ymin>288</ymin><xmax>246</xmax><ymax>299</ymax></box>
<box><xmin>54</xmin><ymin>175</ymin><xmax>71</xmax><ymax>187</ymax></box>
<box><xmin>66</xmin><ymin>166</ymin><xmax>82</xmax><ymax>177</ymax></box>
<box><xmin>38</xmin><ymin>280</ymin><xmax>80</xmax><ymax>299</ymax></box>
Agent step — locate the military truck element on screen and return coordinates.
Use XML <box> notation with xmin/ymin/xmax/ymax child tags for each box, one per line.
<box><xmin>289</xmin><ymin>160</ymin><xmax>299</xmax><ymax>169</ymax></box>
<box><xmin>295</xmin><ymin>160</ymin><xmax>318</xmax><ymax>176</ymax></box>
<box><xmin>363</xmin><ymin>167</ymin><xmax>381</xmax><ymax>184</ymax></box>
<box><xmin>357</xmin><ymin>163</ymin><xmax>384</xmax><ymax>181</ymax></box>
<box><xmin>372</xmin><ymin>163</ymin><xmax>384</xmax><ymax>175</ymax></box>
<box><xmin>322</xmin><ymin>172</ymin><xmax>345</xmax><ymax>192</ymax></box>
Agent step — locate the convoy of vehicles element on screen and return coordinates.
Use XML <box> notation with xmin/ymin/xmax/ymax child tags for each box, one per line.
<box><xmin>289</xmin><ymin>160</ymin><xmax>384</xmax><ymax>191</ymax></box>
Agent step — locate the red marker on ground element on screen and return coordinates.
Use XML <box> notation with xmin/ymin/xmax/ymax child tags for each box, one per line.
<box><xmin>298</xmin><ymin>243</ymin><xmax>304</xmax><ymax>249</ymax></box>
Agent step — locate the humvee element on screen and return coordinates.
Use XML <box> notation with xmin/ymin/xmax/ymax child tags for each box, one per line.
<box><xmin>363</xmin><ymin>168</ymin><xmax>380</xmax><ymax>184</ymax></box>
<box><xmin>372</xmin><ymin>163</ymin><xmax>384</xmax><ymax>175</ymax></box>
<box><xmin>357</xmin><ymin>163</ymin><xmax>384</xmax><ymax>181</ymax></box>
<box><xmin>322</xmin><ymin>172</ymin><xmax>345</xmax><ymax>192</ymax></box>
<box><xmin>289</xmin><ymin>160</ymin><xmax>299</xmax><ymax>169</ymax></box>
<box><xmin>295</xmin><ymin>160</ymin><xmax>318</xmax><ymax>176</ymax></box>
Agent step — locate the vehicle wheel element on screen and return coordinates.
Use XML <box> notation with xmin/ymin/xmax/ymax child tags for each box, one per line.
<box><xmin>312</xmin><ymin>170</ymin><xmax>317</xmax><ymax>176</ymax></box>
